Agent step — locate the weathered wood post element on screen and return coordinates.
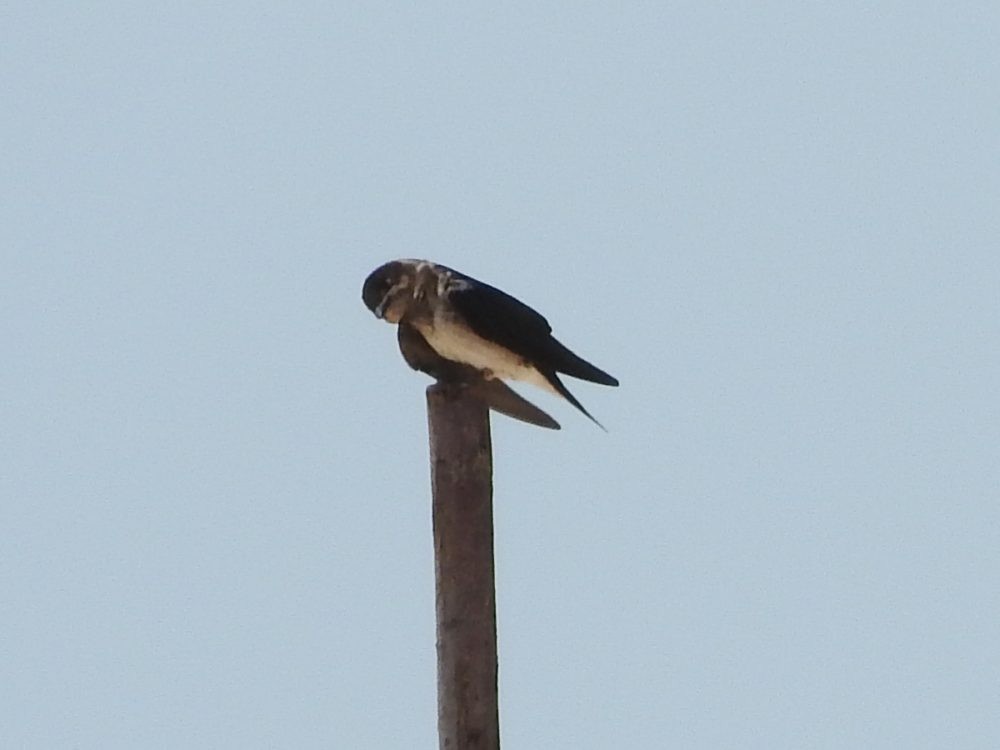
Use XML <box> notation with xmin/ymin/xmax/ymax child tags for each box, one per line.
<box><xmin>426</xmin><ymin>383</ymin><xmax>500</xmax><ymax>750</ymax></box>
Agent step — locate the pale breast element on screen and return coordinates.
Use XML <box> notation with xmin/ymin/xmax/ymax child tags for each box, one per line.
<box><xmin>414</xmin><ymin>316</ymin><xmax>555</xmax><ymax>394</ymax></box>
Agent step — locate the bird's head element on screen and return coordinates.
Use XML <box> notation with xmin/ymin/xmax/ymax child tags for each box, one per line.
<box><xmin>362</xmin><ymin>260</ymin><xmax>420</xmax><ymax>324</ymax></box>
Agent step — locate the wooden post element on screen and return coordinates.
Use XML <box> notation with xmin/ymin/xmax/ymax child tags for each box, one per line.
<box><xmin>426</xmin><ymin>383</ymin><xmax>500</xmax><ymax>750</ymax></box>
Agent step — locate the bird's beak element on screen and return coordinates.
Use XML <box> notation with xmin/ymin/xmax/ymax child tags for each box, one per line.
<box><xmin>373</xmin><ymin>300</ymin><xmax>387</xmax><ymax>319</ymax></box>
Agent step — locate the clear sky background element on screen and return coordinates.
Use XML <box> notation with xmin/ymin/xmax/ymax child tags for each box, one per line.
<box><xmin>3</xmin><ymin>3</ymin><xmax>998</xmax><ymax>748</ymax></box>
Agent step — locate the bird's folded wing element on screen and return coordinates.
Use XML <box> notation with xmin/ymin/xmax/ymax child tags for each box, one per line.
<box><xmin>397</xmin><ymin>323</ymin><xmax>559</xmax><ymax>430</ymax></box>
<box><xmin>466</xmin><ymin>378</ymin><xmax>560</xmax><ymax>430</ymax></box>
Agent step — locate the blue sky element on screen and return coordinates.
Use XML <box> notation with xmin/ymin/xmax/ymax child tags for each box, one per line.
<box><xmin>3</xmin><ymin>3</ymin><xmax>999</xmax><ymax>748</ymax></box>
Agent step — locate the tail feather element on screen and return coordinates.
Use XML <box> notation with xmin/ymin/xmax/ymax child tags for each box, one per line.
<box><xmin>546</xmin><ymin>372</ymin><xmax>608</xmax><ymax>431</ymax></box>
<box><xmin>548</xmin><ymin>338</ymin><xmax>619</xmax><ymax>386</ymax></box>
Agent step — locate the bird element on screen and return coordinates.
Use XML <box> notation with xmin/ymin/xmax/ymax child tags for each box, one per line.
<box><xmin>361</xmin><ymin>259</ymin><xmax>618</xmax><ymax>428</ymax></box>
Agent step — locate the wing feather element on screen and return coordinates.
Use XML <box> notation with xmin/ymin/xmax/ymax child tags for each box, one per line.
<box><xmin>444</xmin><ymin>269</ymin><xmax>618</xmax><ymax>386</ymax></box>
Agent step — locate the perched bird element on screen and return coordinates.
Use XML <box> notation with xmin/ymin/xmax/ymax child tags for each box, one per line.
<box><xmin>362</xmin><ymin>259</ymin><xmax>618</xmax><ymax>428</ymax></box>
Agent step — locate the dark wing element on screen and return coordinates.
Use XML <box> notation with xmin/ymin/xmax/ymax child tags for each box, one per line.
<box><xmin>444</xmin><ymin>269</ymin><xmax>553</xmax><ymax>348</ymax></box>
<box><xmin>446</xmin><ymin>270</ymin><xmax>619</xmax><ymax>387</ymax></box>
<box><xmin>397</xmin><ymin>324</ymin><xmax>559</xmax><ymax>429</ymax></box>
<box><xmin>468</xmin><ymin>379</ymin><xmax>561</xmax><ymax>430</ymax></box>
